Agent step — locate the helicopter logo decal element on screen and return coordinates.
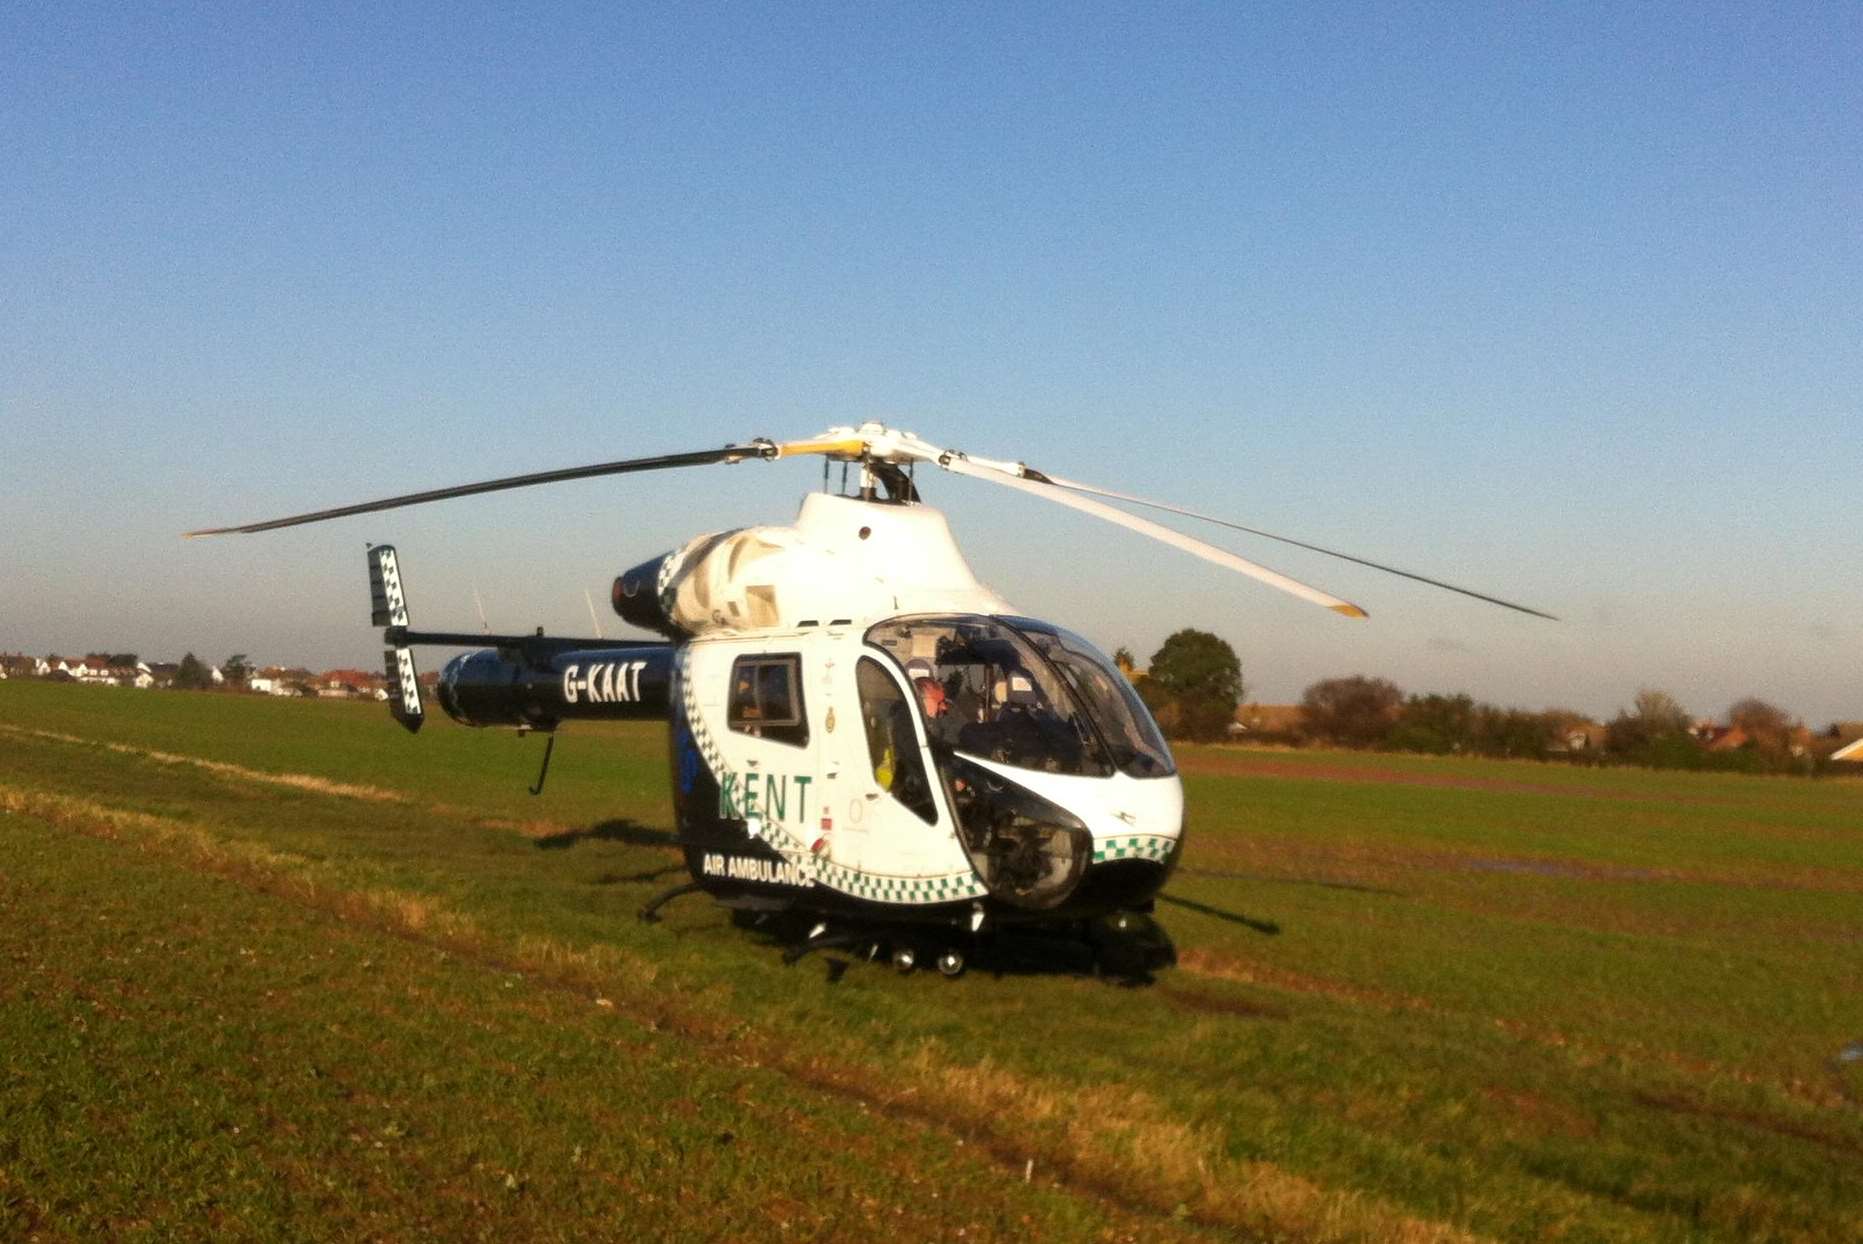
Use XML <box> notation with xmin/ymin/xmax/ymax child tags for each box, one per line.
<box><xmin>717</xmin><ymin>771</ymin><xmax>817</xmax><ymax>827</ymax></box>
<box><xmin>700</xmin><ymin>852</ymin><xmax>814</xmax><ymax>888</ymax></box>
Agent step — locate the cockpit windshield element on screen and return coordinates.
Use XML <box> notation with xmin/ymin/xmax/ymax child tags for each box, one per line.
<box><xmin>1002</xmin><ymin>619</ymin><xmax>1177</xmax><ymax>778</ymax></box>
<box><xmin>864</xmin><ymin>615</ymin><xmax>1176</xmax><ymax>779</ymax></box>
<box><xmin>866</xmin><ymin>617</ymin><xmax>1110</xmax><ymax>777</ymax></box>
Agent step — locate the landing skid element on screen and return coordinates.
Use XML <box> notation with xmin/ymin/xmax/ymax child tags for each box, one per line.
<box><xmin>635</xmin><ymin>884</ymin><xmax>1174</xmax><ymax>981</ymax></box>
<box><xmin>637</xmin><ymin>880</ymin><xmax>706</xmax><ymax>924</ymax></box>
<box><xmin>781</xmin><ymin>923</ymin><xmax>971</xmax><ymax>977</ymax></box>
<box><xmin>769</xmin><ymin>910</ymin><xmax>1175</xmax><ymax>982</ymax></box>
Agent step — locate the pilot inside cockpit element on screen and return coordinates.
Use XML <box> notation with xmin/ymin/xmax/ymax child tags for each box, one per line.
<box><xmin>955</xmin><ymin>664</ymin><xmax>1081</xmax><ymax>771</ymax></box>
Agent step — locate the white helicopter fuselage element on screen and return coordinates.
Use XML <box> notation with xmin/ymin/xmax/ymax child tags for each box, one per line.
<box><xmin>643</xmin><ymin>493</ymin><xmax>1185</xmax><ymax>924</ymax></box>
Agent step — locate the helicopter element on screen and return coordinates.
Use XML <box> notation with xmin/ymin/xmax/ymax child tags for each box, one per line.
<box><xmin>189</xmin><ymin>422</ymin><xmax>1552</xmax><ymax>977</ymax></box>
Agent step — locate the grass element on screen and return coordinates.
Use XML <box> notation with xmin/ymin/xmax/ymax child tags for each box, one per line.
<box><xmin>2</xmin><ymin>679</ymin><xmax>1859</xmax><ymax>1241</ymax></box>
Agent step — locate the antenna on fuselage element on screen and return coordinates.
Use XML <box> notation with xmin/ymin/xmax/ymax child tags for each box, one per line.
<box><xmin>472</xmin><ymin>582</ymin><xmax>490</xmax><ymax>634</ymax></box>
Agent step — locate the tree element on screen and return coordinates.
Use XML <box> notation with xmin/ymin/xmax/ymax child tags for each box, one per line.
<box><xmin>1388</xmin><ymin>692</ymin><xmax>1476</xmax><ymax>754</ymax></box>
<box><xmin>173</xmin><ymin>652</ymin><xmax>213</xmax><ymax>691</ymax></box>
<box><xmin>1143</xmin><ymin>629</ymin><xmax>1243</xmax><ymax>742</ymax></box>
<box><xmin>1472</xmin><ymin>705</ymin><xmax>1555</xmax><ymax>758</ymax></box>
<box><xmin>1112</xmin><ymin>646</ymin><xmax>1138</xmax><ymax>678</ymax></box>
<box><xmin>222</xmin><ymin>653</ymin><xmax>252</xmax><ymax>690</ymax></box>
<box><xmin>1605</xmin><ymin>687</ymin><xmax>1698</xmax><ymax>764</ymax></box>
<box><xmin>1727</xmin><ymin>697</ymin><xmax>1793</xmax><ymax>757</ymax></box>
<box><xmin>1632</xmin><ymin>689</ymin><xmax>1691</xmax><ymax>734</ymax></box>
<box><xmin>1301</xmin><ymin>676</ymin><xmax>1403</xmax><ymax>748</ymax></box>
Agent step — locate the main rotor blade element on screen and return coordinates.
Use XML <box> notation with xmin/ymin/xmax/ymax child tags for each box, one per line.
<box><xmin>185</xmin><ymin>443</ymin><xmax>771</xmax><ymax>536</ymax></box>
<box><xmin>937</xmin><ymin>456</ymin><xmax>1369</xmax><ymax>618</ymax></box>
<box><xmin>1032</xmin><ymin>472</ymin><xmax>1558</xmax><ymax>621</ymax></box>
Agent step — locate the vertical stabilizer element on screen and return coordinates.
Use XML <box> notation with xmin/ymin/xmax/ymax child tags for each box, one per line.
<box><xmin>368</xmin><ymin>545</ymin><xmax>423</xmax><ymax>733</ymax></box>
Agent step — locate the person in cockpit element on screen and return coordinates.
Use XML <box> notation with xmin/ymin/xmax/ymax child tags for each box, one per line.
<box><xmin>914</xmin><ymin>675</ymin><xmax>949</xmax><ymax>728</ymax></box>
<box><xmin>956</xmin><ymin>666</ymin><xmax>1055</xmax><ymax>767</ymax></box>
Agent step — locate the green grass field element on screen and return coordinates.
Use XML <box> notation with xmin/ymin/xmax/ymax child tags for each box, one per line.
<box><xmin>2</xmin><ymin>680</ymin><xmax>1858</xmax><ymax>1242</ymax></box>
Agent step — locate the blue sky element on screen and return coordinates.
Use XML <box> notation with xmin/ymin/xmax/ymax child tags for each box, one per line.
<box><xmin>3</xmin><ymin>3</ymin><xmax>1858</xmax><ymax>723</ymax></box>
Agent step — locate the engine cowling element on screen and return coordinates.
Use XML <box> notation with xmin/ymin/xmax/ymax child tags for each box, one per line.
<box><xmin>612</xmin><ymin>553</ymin><xmax>679</xmax><ymax>637</ymax></box>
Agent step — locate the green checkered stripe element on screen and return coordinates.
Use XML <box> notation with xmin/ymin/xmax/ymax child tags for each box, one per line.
<box><xmin>656</xmin><ymin>546</ymin><xmax>686</xmax><ymax>624</ymax></box>
<box><xmin>674</xmin><ymin>649</ymin><xmax>727</xmax><ymax>790</ymax></box>
<box><xmin>811</xmin><ymin>858</ymin><xmax>986</xmax><ymax>905</ymax></box>
<box><xmin>1092</xmin><ymin>834</ymin><xmax>1177</xmax><ymax>864</ymax></box>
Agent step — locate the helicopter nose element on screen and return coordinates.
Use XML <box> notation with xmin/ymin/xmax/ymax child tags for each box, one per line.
<box><xmin>1072</xmin><ymin>778</ymin><xmax>1185</xmax><ymax>912</ymax></box>
<box><xmin>1098</xmin><ymin>774</ymin><xmax>1185</xmax><ymax>847</ymax></box>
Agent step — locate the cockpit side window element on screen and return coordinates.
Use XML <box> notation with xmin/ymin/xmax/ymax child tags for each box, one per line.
<box><xmin>855</xmin><ymin>657</ymin><xmax>937</xmax><ymax>823</ymax></box>
<box><xmin>727</xmin><ymin>654</ymin><xmax>808</xmax><ymax>748</ymax></box>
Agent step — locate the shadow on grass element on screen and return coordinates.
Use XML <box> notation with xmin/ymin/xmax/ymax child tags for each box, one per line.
<box><xmin>1157</xmin><ymin>892</ymin><xmax>1281</xmax><ymax>936</ymax></box>
<box><xmin>533</xmin><ymin>818</ymin><xmax>677</xmax><ymax>851</ymax></box>
<box><xmin>1177</xmin><ymin>865</ymin><xmax>1403</xmax><ymax>897</ymax></box>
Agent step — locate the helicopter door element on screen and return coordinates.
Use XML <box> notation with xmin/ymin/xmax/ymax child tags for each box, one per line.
<box><xmin>848</xmin><ymin>656</ymin><xmax>950</xmax><ymax>873</ymax></box>
<box><xmin>721</xmin><ymin>651</ymin><xmax>819</xmax><ymax>855</ymax></box>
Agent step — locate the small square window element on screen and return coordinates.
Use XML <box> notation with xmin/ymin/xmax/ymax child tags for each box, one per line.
<box><xmin>727</xmin><ymin>655</ymin><xmax>807</xmax><ymax>746</ymax></box>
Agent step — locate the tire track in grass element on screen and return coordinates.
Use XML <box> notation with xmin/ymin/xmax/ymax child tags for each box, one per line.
<box><xmin>1</xmin><ymin>778</ymin><xmax>1486</xmax><ymax>1244</ymax></box>
<box><xmin>0</xmin><ymin>722</ymin><xmax>673</xmax><ymax>856</ymax></box>
<box><xmin>0</xmin><ymin>723</ymin><xmax>406</xmax><ymax>804</ymax></box>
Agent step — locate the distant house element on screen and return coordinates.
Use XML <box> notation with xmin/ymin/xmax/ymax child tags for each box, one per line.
<box><xmin>118</xmin><ymin>664</ymin><xmax>155</xmax><ymax>689</ymax></box>
<box><xmin>251</xmin><ymin>665</ymin><xmax>311</xmax><ymax>696</ymax></box>
<box><xmin>1693</xmin><ymin>723</ymin><xmax>1749</xmax><ymax>752</ymax></box>
<box><xmin>317</xmin><ymin>667</ymin><xmax>388</xmax><ymax>699</ymax></box>
<box><xmin>103</xmin><ymin>656</ymin><xmax>146</xmax><ymax>687</ymax></box>
<box><xmin>1230</xmin><ymin>703</ymin><xmax>1307</xmax><ymax>741</ymax></box>
<box><xmin>1541</xmin><ymin>713</ymin><xmax>1606</xmax><ymax>752</ymax></box>
<box><xmin>1562</xmin><ymin>722</ymin><xmax>1607</xmax><ymax>752</ymax></box>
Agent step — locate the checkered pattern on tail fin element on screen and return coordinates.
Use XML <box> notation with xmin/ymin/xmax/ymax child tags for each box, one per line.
<box><xmin>382</xmin><ymin>647</ymin><xmax>423</xmax><ymax>733</ymax></box>
<box><xmin>368</xmin><ymin>545</ymin><xmax>422</xmax><ymax>733</ymax></box>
